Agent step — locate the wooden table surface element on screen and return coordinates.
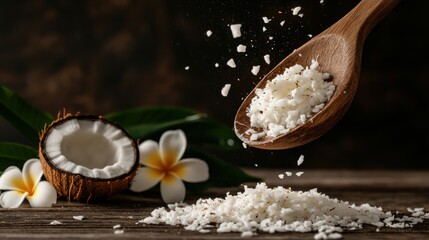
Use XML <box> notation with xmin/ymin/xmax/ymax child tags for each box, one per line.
<box><xmin>1</xmin><ymin>169</ymin><xmax>428</xmax><ymax>239</ymax></box>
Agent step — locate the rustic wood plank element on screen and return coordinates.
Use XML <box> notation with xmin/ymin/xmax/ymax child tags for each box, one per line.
<box><xmin>0</xmin><ymin>170</ymin><xmax>428</xmax><ymax>239</ymax></box>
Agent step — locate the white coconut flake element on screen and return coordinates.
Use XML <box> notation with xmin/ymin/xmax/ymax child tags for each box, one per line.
<box><xmin>230</xmin><ymin>24</ymin><xmax>242</xmax><ymax>38</ymax></box>
<box><xmin>278</xmin><ymin>174</ymin><xmax>285</xmax><ymax>179</ymax></box>
<box><xmin>285</xmin><ymin>171</ymin><xmax>293</xmax><ymax>177</ymax></box>
<box><xmin>185</xmin><ymin>66</ymin><xmax>190</xmax><ymax>70</ymax></box>
<box><xmin>264</xmin><ymin>54</ymin><xmax>271</xmax><ymax>64</ymax></box>
<box><xmin>221</xmin><ymin>84</ymin><xmax>231</xmax><ymax>97</ymax></box>
<box><xmin>215</xmin><ymin>63</ymin><xmax>219</xmax><ymax>68</ymax></box>
<box><xmin>50</xmin><ymin>220</ymin><xmax>62</xmax><ymax>225</ymax></box>
<box><xmin>227</xmin><ymin>58</ymin><xmax>236</xmax><ymax>68</ymax></box>
<box><xmin>113</xmin><ymin>224</ymin><xmax>121</xmax><ymax>229</ymax></box>
<box><xmin>262</xmin><ymin>26</ymin><xmax>267</xmax><ymax>32</ymax></box>
<box><xmin>242</xmin><ymin>143</ymin><xmax>247</xmax><ymax>149</ymax></box>
<box><xmin>262</xmin><ymin>16</ymin><xmax>271</xmax><ymax>24</ymax></box>
<box><xmin>114</xmin><ymin>230</ymin><xmax>124</xmax><ymax>234</ymax></box>
<box><xmin>206</xmin><ymin>30</ymin><xmax>212</xmax><ymax>37</ymax></box>
<box><xmin>251</xmin><ymin>66</ymin><xmax>260</xmax><ymax>76</ymax></box>
<box><xmin>292</xmin><ymin>6</ymin><xmax>302</xmax><ymax>16</ymax></box>
<box><xmin>296</xmin><ymin>171</ymin><xmax>304</xmax><ymax>177</ymax></box>
<box><xmin>237</xmin><ymin>44</ymin><xmax>247</xmax><ymax>53</ymax></box>
<box><xmin>73</xmin><ymin>216</ymin><xmax>84</xmax><ymax>221</ymax></box>
<box><xmin>245</xmin><ymin>59</ymin><xmax>335</xmax><ymax>139</ymax></box>
<box><xmin>280</xmin><ymin>20</ymin><xmax>285</xmax><ymax>26</ymax></box>
<box><xmin>297</xmin><ymin>155</ymin><xmax>304</xmax><ymax>166</ymax></box>
<box><xmin>141</xmin><ymin>183</ymin><xmax>428</xmax><ymax>238</ymax></box>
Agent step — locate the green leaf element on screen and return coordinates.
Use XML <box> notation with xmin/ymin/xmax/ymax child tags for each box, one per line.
<box><xmin>0</xmin><ymin>142</ymin><xmax>38</xmax><ymax>172</ymax></box>
<box><xmin>184</xmin><ymin>148</ymin><xmax>261</xmax><ymax>192</ymax></box>
<box><xmin>0</xmin><ymin>85</ymin><xmax>54</xmax><ymax>147</ymax></box>
<box><xmin>105</xmin><ymin>106</ymin><xmax>240</xmax><ymax>150</ymax></box>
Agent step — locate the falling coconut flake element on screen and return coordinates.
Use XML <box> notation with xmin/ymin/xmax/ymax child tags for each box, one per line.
<box><xmin>114</xmin><ymin>230</ymin><xmax>125</xmax><ymax>234</ymax></box>
<box><xmin>206</xmin><ymin>30</ymin><xmax>212</xmax><ymax>37</ymax></box>
<box><xmin>262</xmin><ymin>27</ymin><xmax>267</xmax><ymax>32</ymax></box>
<box><xmin>264</xmin><ymin>54</ymin><xmax>271</xmax><ymax>64</ymax></box>
<box><xmin>297</xmin><ymin>155</ymin><xmax>304</xmax><ymax>166</ymax></box>
<box><xmin>285</xmin><ymin>171</ymin><xmax>293</xmax><ymax>177</ymax></box>
<box><xmin>230</xmin><ymin>24</ymin><xmax>242</xmax><ymax>38</ymax></box>
<box><xmin>227</xmin><ymin>59</ymin><xmax>236</xmax><ymax>68</ymax></box>
<box><xmin>221</xmin><ymin>84</ymin><xmax>231</xmax><ymax>97</ymax></box>
<box><xmin>185</xmin><ymin>66</ymin><xmax>190</xmax><ymax>70</ymax></box>
<box><xmin>296</xmin><ymin>171</ymin><xmax>304</xmax><ymax>177</ymax></box>
<box><xmin>251</xmin><ymin>65</ymin><xmax>260</xmax><ymax>76</ymax></box>
<box><xmin>215</xmin><ymin>63</ymin><xmax>219</xmax><ymax>68</ymax></box>
<box><xmin>262</xmin><ymin>16</ymin><xmax>272</xmax><ymax>24</ymax></box>
<box><xmin>113</xmin><ymin>224</ymin><xmax>121</xmax><ymax>229</ymax></box>
<box><xmin>242</xmin><ymin>143</ymin><xmax>247</xmax><ymax>149</ymax></box>
<box><xmin>73</xmin><ymin>216</ymin><xmax>84</xmax><ymax>221</ymax></box>
<box><xmin>280</xmin><ymin>20</ymin><xmax>285</xmax><ymax>26</ymax></box>
<box><xmin>278</xmin><ymin>174</ymin><xmax>285</xmax><ymax>179</ymax></box>
<box><xmin>292</xmin><ymin>6</ymin><xmax>302</xmax><ymax>16</ymax></box>
<box><xmin>237</xmin><ymin>44</ymin><xmax>247</xmax><ymax>53</ymax></box>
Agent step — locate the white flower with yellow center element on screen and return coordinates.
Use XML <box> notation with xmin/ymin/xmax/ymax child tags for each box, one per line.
<box><xmin>0</xmin><ymin>158</ymin><xmax>57</xmax><ymax>208</ymax></box>
<box><xmin>130</xmin><ymin>129</ymin><xmax>209</xmax><ymax>203</ymax></box>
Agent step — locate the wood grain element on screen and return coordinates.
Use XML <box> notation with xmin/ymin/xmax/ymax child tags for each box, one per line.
<box><xmin>0</xmin><ymin>169</ymin><xmax>428</xmax><ymax>239</ymax></box>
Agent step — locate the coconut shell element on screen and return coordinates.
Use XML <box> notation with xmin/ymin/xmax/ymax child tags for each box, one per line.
<box><xmin>39</xmin><ymin>114</ymin><xmax>139</xmax><ymax>203</ymax></box>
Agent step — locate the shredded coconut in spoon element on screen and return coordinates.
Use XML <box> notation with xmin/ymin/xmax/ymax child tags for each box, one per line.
<box><xmin>246</xmin><ymin>60</ymin><xmax>335</xmax><ymax>140</ymax></box>
<box><xmin>141</xmin><ymin>183</ymin><xmax>429</xmax><ymax>239</ymax></box>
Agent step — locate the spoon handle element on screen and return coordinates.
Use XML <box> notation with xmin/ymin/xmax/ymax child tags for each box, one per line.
<box><xmin>328</xmin><ymin>0</ymin><xmax>401</xmax><ymax>41</ymax></box>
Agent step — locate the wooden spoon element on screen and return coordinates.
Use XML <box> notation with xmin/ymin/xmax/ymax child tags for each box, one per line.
<box><xmin>234</xmin><ymin>0</ymin><xmax>400</xmax><ymax>150</ymax></box>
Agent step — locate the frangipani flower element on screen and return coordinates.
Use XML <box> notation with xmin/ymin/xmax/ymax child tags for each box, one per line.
<box><xmin>130</xmin><ymin>129</ymin><xmax>209</xmax><ymax>203</ymax></box>
<box><xmin>0</xmin><ymin>158</ymin><xmax>57</xmax><ymax>208</ymax></box>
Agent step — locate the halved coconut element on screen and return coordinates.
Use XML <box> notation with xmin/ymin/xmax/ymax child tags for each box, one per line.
<box><xmin>39</xmin><ymin>114</ymin><xmax>139</xmax><ymax>202</ymax></box>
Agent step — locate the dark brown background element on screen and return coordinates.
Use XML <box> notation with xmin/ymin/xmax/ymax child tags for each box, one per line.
<box><xmin>0</xmin><ymin>0</ymin><xmax>427</xmax><ymax>169</ymax></box>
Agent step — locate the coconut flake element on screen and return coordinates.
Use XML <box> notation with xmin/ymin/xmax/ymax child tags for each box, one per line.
<box><xmin>262</xmin><ymin>16</ymin><xmax>272</xmax><ymax>24</ymax></box>
<box><xmin>230</xmin><ymin>24</ymin><xmax>242</xmax><ymax>38</ymax></box>
<box><xmin>237</xmin><ymin>44</ymin><xmax>247</xmax><ymax>53</ymax></box>
<box><xmin>251</xmin><ymin>66</ymin><xmax>260</xmax><ymax>76</ymax></box>
<box><xmin>264</xmin><ymin>54</ymin><xmax>271</xmax><ymax>64</ymax></box>
<box><xmin>285</xmin><ymin>171</ymin><xmax>293</xmax><ymax>177</ymax></box>
<box><xmin>262</xmin><ymin>27</ymin><xmax>267</xmax><ymax>32</ymax></box>
<box><xmin>73</xmin><ymin>216</ymin><xmax>84</xmax><ymax>221</ymax></box>
<box><xmin>215</xmin><ymin>63</ymin><xmax>219</xmax><ymax>68</ymax></box>
<box><xmin>113</xmin><ymin>224</ymin><xmax>121</xmax><ymax>229</ymax></box>
<box><xmin>297</xmin><ymin>155</ymin><xmax>304</xmax><ymax>166</ymax></box>
<box><xmin>292</xmin><ymin>6</ymin><xmax>302</xmax><ymax>16</ymax></box>
<box><xmin>50</xmin><ymin>220</ymin><xmax>62</xmax><ymax>225</ymax></box>
<box><xmin>206</xmin><ymin>30</ymin><xmax>212</xmax><ymax>37</ymax></box>
<box><xmin>227</xmin><ymin>59</ymin><xmax>236</xmax><ymax>68</ymax></box>
<box><xmin>114</xmin><ymin>230</ymin><xmax>124</xmax><ymax>234</ymax></box>
<box><xmin>185</xmin><ymin>66</ymin><xmax>190</xmax><ymax>70</ymax></box>
<box><xmin>221</xmin><ymin>84</ymin><xmax>231</xmax><ymax>97</ymax></box>
<box><xmin>278</xmin><ymin>174</ymin><xmax>285</xmax><ymax>179</ymax></box>
<box><xmin>296</xmin><ymin>171</ymin><xmax>304</xmax><ymax>177</ymax></box>
<box><xmin>280</xmin><ymin>20</ymin><xmax>285</xmax><ymax>26</ymax></box>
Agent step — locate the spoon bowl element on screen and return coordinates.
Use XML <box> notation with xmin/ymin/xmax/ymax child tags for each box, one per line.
<box><xmin>234</xmin><ymin>0</ymin><xmax>400</xmax><ymax>150</ymax></box>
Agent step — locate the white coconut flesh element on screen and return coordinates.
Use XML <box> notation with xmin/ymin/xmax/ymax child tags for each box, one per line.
<box><xmin>43</xmin><ymin>118</ymin><xmax>136</xmax><ymax>179</ymax></box>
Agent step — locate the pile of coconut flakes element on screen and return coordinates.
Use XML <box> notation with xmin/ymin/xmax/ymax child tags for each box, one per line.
<box><xmin>140</xmin><ymin>183</ymin><xmax>428</xmax><ymax>239</ymax></box>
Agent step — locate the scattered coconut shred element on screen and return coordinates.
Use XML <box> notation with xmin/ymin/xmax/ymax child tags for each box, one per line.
<box><xmin>141</xmin><ymin>183</ymin><xmax>429</xmax><ymax>239</ymax></box>
<box><xmin>246</xmin><ymin>60</ymin><xmax>335</xmax><ymax>140</ymax></box>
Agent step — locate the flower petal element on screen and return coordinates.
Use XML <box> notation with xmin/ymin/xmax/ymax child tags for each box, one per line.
<box><xmin>173</xmin><ymin>158</ymin><xmax>209</xmax><ymax>183</ymax></box>
<box><xmin>139</xmin><ymin>140</ymin><xmax>163</xmax><ymax>169</ymax></box>
<box><xmin>0</xmin><ymin>166</ymin><xmax>26</xmax><ymax>191</ymax></box>
<box><xmin>26</xmin><ymin>181</ymin><xmax>57</xmax><ymax>208</ymax></box>
<box><xmin>159</xmin><ymin>130</ymin><xmax>186</xmax><ymax>167</ymax></box>
<box><xmin>160</xmin><ymin>173</ymin><xmax>186</xmax><ymax>204</ymax></box>
<box><xmin>22</xmin><ymin>159</ymin><xmax>44</xmax><ymax>192</ymax></box>
<box><xmin>0</xmin><ymin>191</ymin><xmax>26</xmax><ymax>208</ymax></box>
<box><xmin>130</xmin><ymin>167</ymin><xmax>164</xmax><ymax>192</ymax></box>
